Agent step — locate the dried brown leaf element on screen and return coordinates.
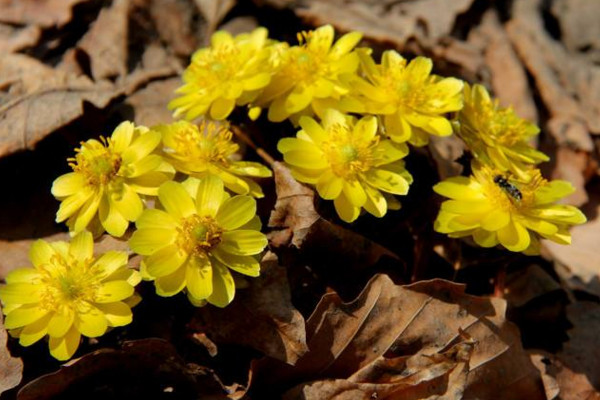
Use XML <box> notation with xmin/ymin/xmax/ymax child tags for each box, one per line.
<box><xmin>544</xmin><ymin>200</ymin><xmax>600</xmax><ymax>298</ymax></box>
<box><xmin>283</xmin><ymin>341</ymin><xmax>474</xmax><ymax>400</ymax></box>
<box><xmin>530</xmin><ymin>352</ymin><xmax>560</xmax><ymax>400</ymax></box>
<box><xmin>0</xmin><ymin>0</ymin><xmax>87</xmax><ymax>28</ymax></box>
<box><xmin>195</xmin><ymin>0</ymin><xmax>236</xmax><ymax>39</ymax></box>
<box><xmin>0</xmin><ymin>24</ymin><xmax>41</xmax><ymax>53</ymax></box>
<box><xmin>507</xmin><ymin>0</ymin><xmax>599</xmax><ymax>150</ymax></box>
<box><xmin>17</xmin><ymin>339</ymin><xmax>231</xmax><ymax>400</ymax></box>
<box><xmin>255</xmin><ymin>0</ymin><xmax>474</xmax><ymax>48</ymax></box>
<box><xmin>190</xmin><ymin>252</ymin><xmax>308</xmax><ymax>365</ymax></box>
<box><xmin>124</xmin><ymin>77</ymin><xmax>179</xmax><ymax>126</ymax></box>
<box><xmin>151</xmin><ymin>0</ymin><xmax>198</xmax><ymax>56</ymax></box>
<box><xmin>77</xmin><ymin>0</ymin><xmax>130</xmax><ymax>80</ymax></box>
<box><xmin>0</xmin><ymin>313</ymin><xmax>23</xmax><ymax>396</ymax></box>
<box><xmin>552</xmin><ymin>0</ymin><xmax>600</xmax><ymax>64</ymax></box>
<box><xmin>251</xmin><ymin>274</ymin><xmax>545</xmax><ymax>399</ymax></box>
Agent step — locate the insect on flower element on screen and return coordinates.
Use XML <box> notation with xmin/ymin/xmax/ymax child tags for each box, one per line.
<box><xmin>493</xmin><ymin>175</ymin><xmax>522</xmax><ymax>201</ymax></box>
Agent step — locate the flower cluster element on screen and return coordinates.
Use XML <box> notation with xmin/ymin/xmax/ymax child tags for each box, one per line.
<box><xmin>0</xmin><ymin>232</ymin><xmax>140</xmax><ymax>360</ymax></box>
<box><xmin>433</xmin><ymin>84</ymin><xmax>586</xmax><ymax>253</ymax></box>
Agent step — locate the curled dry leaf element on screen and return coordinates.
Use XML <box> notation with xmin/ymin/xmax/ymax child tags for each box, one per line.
<box><xmin>0</xmin><ymin>0</ymin><xmax>87</xmax><ymax>28</ymax></box>
<box><xmin>189</xmin><ymin>252</ymin><xmax>308</xmax><ymax>365</ymax></box>
<box><xmin>283</xmin><ymin>341</ymin><xmax>474</xmax><ymax>400</ymax></box>
<box><xmin>255</xmin><ymin>0</ymin><xmax>475</xmax><ymax>48</ymax></box>
<box><xmin>251</xmin><ymin>274</ymin><xmax>545</xmax><ymax>399</ymax></box>
<box><xmin>77</xmin><ymin>0</ymin><xmax>130</xmax><ymax>81</ymax></box>
<box><xmin>506</xmin><ymin>0</ymin><xmax>598</xmax><ymax>151</ymax></box>
<box><xmin>124</xmin><ymin>77</ymin><xmax>179</xmax><ymax>126</ymax></box>
<box><xmin>17</xmin><ymin>339</ymin><xmax>231</xmax><ymax>400</ymax></box>
<box><xmin>0</xmin><ymin>313</ymin><xmax>23</xmax><ymax>396</ymax></box>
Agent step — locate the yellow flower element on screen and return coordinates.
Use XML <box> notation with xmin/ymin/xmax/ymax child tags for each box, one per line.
<box><xmin>168</xmin><ymin>28</ymin><xmax>273</xmax><ymax>121</ymax></box>
<box><xmin>52</xmin><ymin>122</ymin><xmax>175</xmax><ymax>237</ymax></box>
<box><xmin>0</xmin><ymin>232</ymin><xmax>140</xmax><ymax>360</ymax></box>
<box><xmin>456</xmin><ymin>83</ymin><xmax>549</xmax><ymax>178</ymax></box>
<box><xmin>256</xmin><ymin>25</ymin><xmax>363</xmax><ymax>123</ymax></box>
<box><xmin>277</xmin><ymin>109</ymin><xmax>412</xmax><ymax>223</ymax></box>
<box><xmin>342</xmin><ymin>50</ymin><xmax>463</xmax><ymax>146</ymax></box>
<box><xmin>433</xmin><ymin>162</ymin><xmax>586</xmax><ymax>254</ymax></box>
<box><xmin>154</xmin><ymin>120</ymin><xmax>272</xmax><ymax>197</ymax></box>
<box><xmin>129</xmin><ymin>177</ymin><xmax>267</xmax><ymax>307</ymax></box>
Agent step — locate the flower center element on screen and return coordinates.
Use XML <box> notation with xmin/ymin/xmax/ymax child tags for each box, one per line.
<box><xmin>321</xmin><ymin>124</ymin><xmax>375</xmax><ymax>180</ymax></box>
<box><xmin>177</xmin><ymin>214</ymin><xmax>223</xmax><ymax>257</ymax></box>
<box><xmin>70</xmin><ymin>138</ymin><xmax>122</xmax><ymax>187</ymax></box>
<box><xmin>477</xmin><ymin>166</ymin><xmax>545</xmax><ymax>212</ymax></box>
<box><xmin>476</xmin><ymin>104</ymin><xmax>532</xmax><ymax>146</ymax></box>
<box><xmin>39</xmin><ymin>254</ymin><xmax>101</xmax><ymax>311</ymax></box>
<box><xmin>190</xmin><ymin>44</ymin><xmax>241</xmax><ymax>88</ymax></box>
<box><xmin>170</xmin><ymin>122</ymin><xmax>238</xmax><ymax>169</ymax></box>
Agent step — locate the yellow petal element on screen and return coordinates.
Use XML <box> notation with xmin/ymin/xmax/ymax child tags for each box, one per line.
<box><xmin>285</xmin><ymin>86</ymin><xmax>313</xmax><ymax>114</ymax></box>
<box><xmin>196</xmin><ymin>176</ymin><xmax>224</xmax><ymax>217</ymax></box>
<box><xmin>121</xmin><ymin>130</ymin><xmax>161</xmax><ymax>164</ymax></box>
<box><xmin>228</xmin><ymin>161</ymin><xmax>272</xmax><ymax>178</ymax></box>
<box><xmin>316</xmin><ymin>170</ymin><xmax>344</xmax><ymax>200</ymax></box>
<box><xmin>95</xmin><ymin>302</ymin><xmax>132</xmax><ymax>327</ymax></box>
<box><xmin>433</xmin><ymin>177</ymin><xmax>485</xmax><ymax>201</ymax></box>
<box><xmin>55</xmin><ymin>190</ymin><xmax>93</xmax><ymax>222</ymax></box>
<box><xmin>308</xmin><ymin>25</ymin><xmax>334</xmax><ymax>53</ymax></box>
<box><xmin>4</xmin><ymin>305</ymin><xmax>49</xmax><ymax>329</ymax></box>
<box><xmin>210</xmin><ymin>97</ymin><xmax>235</xmax><ymax>120</ymax></box>
<box><xmin>268</xmin><ymin>96</ymin><xmax>290</xmax><ymax>122</ymax></box>
<box><xmin>47</xmin><ymin>309</ymin><xmax>74</xmax><ymax>337</ymax></box>
<box><xmin>29</xmin><ymin>239</ymin><xmax>56</xmax><ymax>268</ymax></box>
<box><xmin>0</xmin><ymin>283</ymin><xmax>42</xmax><ymax>304</ymax></box>
<box><xmin>185</xmin><ymin>257</ymin><xmax>213</xmax><ymax>301</ymax></box>
<box><xmin>93</xmin><ymin>251</ymin><xmax>129</xmax><ymax>278</ymax></box>
<box><xmin>373</xmin><ymin>140</ymin><xmax>408</xmax><ymax>166</ymax></box>
<box><xmin>480</xmin><ymin>210</ymin><xmax>510</xmax><ymax>231</ymax></box>
<box><xmin>99</xmin><ymin>195</ymin><xmax>129</xmax><ymax>237</ymax></box>
<box><xmin>111</xmin><ymin>121</ymin><xmax>135</xmax><ymax>152</ymax></box>
<box><xmin>354</xmin><ymin>116</ymin><xmax>377</xmax><ymax>142</ymax></box>
<box><xmin>155</xmin><ymin>265</ymin><xmax>187</xmax><ymax>297</ymax></box>
<box><xmin>52</xmin><ymin>173</ymin><xmax>85</xmax><ymax>197</ymax></box>
<box><xmin>277</xmin><ymin>138</ymin><xmax>320</xmax><ymax>154</ymax></box>
<box><xmin>5</xmin><ymin>268</ymin><xmax>40</xmax><ymax>284</ymax></box>
<box><xmin>144</xmin><ymin>244</ymin><xmax>188</xmax><ymax>278</ymax></box>
<box><xmin>366</xmin><ymin>169</ymin><xmax>409</xmax><ymax>195</ymax></box>
<box><xmin>72</xmin><ymin>193</ymin><xmax>102</xmax><ymax>233</ymax></box>
<box><xmin>334</xmin><ymin>192</ymin><xmax>360</xmax><ymax>223</ymax></box>
<box><xmin>49</xmin><ymin>326</ymin><xmax>81</xmax><ymax>361</ymax></box>
<box><xmin>343</xmin><ymin>180</ymin><xmax>367</xmax><ymax>207</ymax></box>
<box><xmin>284</xmin><ymin>150</ymin><xmax>328</xmax><ymax>170</ymax></box>
<box><xmin>220</xmin><ymin>230</ymin><xmax>267</xmax><ymax>256</ymax></box>
<box><xmin>406</xmin><ymin>56</ymin><xmax>433</xmax><ymax>80</ymax></box>
<box><xmin>95</xmin><ymin>281</ymin><xmax>135</xmax><ymax>303</ymax></box>
<box><xmin>129</xmin><ymin>228</ymin><xmax>175</xmax><ymax>255</ymax></box>
<box><xmin>19</xmin><ymin>314</ymin><xmax>51</xmax><ymax>346</ymax></box>
<box><xmin>473</xmin><ymin>229</ymin><xmax>499</xmax><ymax>248</ymax></box>
<box><xmin>158</xmin><ymin>181</ymin><xmax>196</xmax><ymax>219</ymax></box>
<box><xmin>213</xmin><ymin>248</ymin><xmax>260</xmax><ymax>277</ymax></box>
<box><xmin>519</xmin><ymin>218</ymin><xmax>558</xmax><ymax>235</ymax></box>
<box><xmin>534</xmin><ymin>181</ymin><xmax>575</xmax><ymax>205</ymax></box>
<box><xmin>331</xmin><ymin>31</ymin><xmax>362</xmax><ymax>56</ymax></box>
<box><xmin>207</xmin><ymin>262</ymin><xmax>235</xmax><ymax>308</ymax></box>
<box><xmin>363</xmin><ymin>185</ymin><xmax>387</xmax><ymax>218</ymax></box>
<box><xmin>441</xmin><ymin>200</ymin><xmax>491</xmax><ymax>214</ymax></box>
<box><xmin>135</xmin><ymin>209</ymin><xmax>178</xmax><ymax>230</ymax></box>
<box><xmin>299</xmin><ymin>116</ymin><xmax>328</xmax><ymax>143</ymax></box>
<box><xmin>69</xmin><ymin>231</ymin><xmax>94</xmax><ymax>262</ymax></box>
<box><xmin>112</xmin><ymin>184</ymin><xmax>143</xmax><ymax>222</ymax></box>
<box><xmin>216</xmin><ymin>195</ymin><xmax>256</xmax><ymax>230</ymax></box>
<box><xmin>497</xmin><ymin>221</ymin><xmax>530</xmax><ymax>252</ymax></box>
<box><xmin>76</xmin><ymin>304</ymin><xmax>108</xmax><ymax>337</ymax></box>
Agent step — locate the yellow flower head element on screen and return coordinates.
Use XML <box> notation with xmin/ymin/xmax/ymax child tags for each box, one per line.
<box><xmin>0</xmin><ymin>232</ymin><xmax>140</xmax><ymax>360</ymax></box>
<box><xmin>52</xmin><ymin>122</ymin><xmax>174</xmax><ymax>237</ymax></box>
<box><xmin>256</xmin><ymin>25</ymin><xmax>363</xmax><ymax>123</ymax></box>
<box><xmin>168</xmin><ymin>28</ymin><xmax>273</xmax><ymax>121</ymax></box>
<box><xmin>434</xmin><ymin>162</ymin><xmax>586</xmax><ymax>254</ymax></box>
<box><xmin>277</xmin><ymin>109</ymin><xmax>412</xmax><ymax>223</ymax></box>
<box><xmin>343</xmin><ymin>50</ymin><xmax>463</xmax><ymax>146</ymax></box>
<box><xmin>129</xmin><ymin>177</ymin><xmax>268</xmax><ymax>307</ymax></box>
<box><xmin>155</xmin><ymin>120</ymin><xmax>272</xmax><ymax>197</ymax></box>
<box><xmin>456</xmin><ymin>84</ymin><xmax>549</xmax><ymax>178</ymax></box>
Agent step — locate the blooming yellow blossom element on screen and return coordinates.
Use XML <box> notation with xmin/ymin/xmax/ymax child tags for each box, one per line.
<box><xmin>342</xmin><ymin>50</ymin><xmax>463</xmax><ymax>146</ymax></box>
<box><xmin>433</xmin><ymin>162</ymin><xmax>586</xmax><ymax>254</ymax></box>
<box><xmin>168</xmin><ymin>28</ymin><xmax>274</xmax><ymax>121</ymax></box>
<box><xmin>52</xmin><ymin>122</ymin><xmax>174</xmax><ymax>237</ymax></box>
<box><xmin>255</xmin><ymin>25</ymin><xmax>363</xmax><ymax>123</ymax></box>
<box><xmin>129</xmin><ymin>177</ymin><xmax>267</xmax><ymax>307</ymax></box>
<box><xmin>0</xmin><ymin>232</ymin><xmax>140</xmax><ymax>360</ymax></box>
<box><xmin>154</xmin><ymin>120</ymin><xmax>272</xmax><ymax>197</ymax></box>
<box><xmin>456</xmin><ymin>83</ymin><xmax>549</xmax><ymax>178</ymax></box>
<box><xmin>277</xmin><ymin>109</ymin><xmax>412</xmax><ymax>223</ymax></box>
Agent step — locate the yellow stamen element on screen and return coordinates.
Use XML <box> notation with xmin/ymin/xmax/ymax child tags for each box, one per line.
<box><xmin>176</xmin><ymin>214</ymin><xmax>223</xmax><ymax>257</ymax></box>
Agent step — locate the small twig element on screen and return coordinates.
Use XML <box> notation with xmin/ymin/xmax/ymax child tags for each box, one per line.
<box><xmin>230</xmin><ymin>124</ymin><xmax>276</xmax><ymax>166</ymax></box>
<box><xmin>493</xmin><ymin>263</ymin><xmax>507</xmax><ymax>298</ymax></box>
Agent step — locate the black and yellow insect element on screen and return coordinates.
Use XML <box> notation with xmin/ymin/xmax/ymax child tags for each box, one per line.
<box><xmin>493</xmin><ymin>175</ymin><xmax>522</xmax><ymax>201</ymax></box>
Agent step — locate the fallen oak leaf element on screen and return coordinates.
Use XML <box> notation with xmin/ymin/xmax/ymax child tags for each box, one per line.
<box><xmin>283</xmin><ymin>341</ymin><xmax>474</xmax><ymax>400</ymax></box>
<box><xmin>189</xmin><ymin>252</ymin><xmax>308</xmax><ymax>365</ymax></box>
<box><xmin>0</xmin><ymin>313</ymin><xmax>23</xmax><ymax>396</ymax></box>
<box><xmin>0</xmin><ymin>0</ymin><xmax>88</xmax><ymax>28</ymax></box>
<box><xmin>250</xmin><ymin>274</ymin><xmax>545</xmax><ymax>399</ymax></box>
<box><xmin>16</xmin><ymin>338</ymin><xmax>232</xmax><ymax>400</ymax></box>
